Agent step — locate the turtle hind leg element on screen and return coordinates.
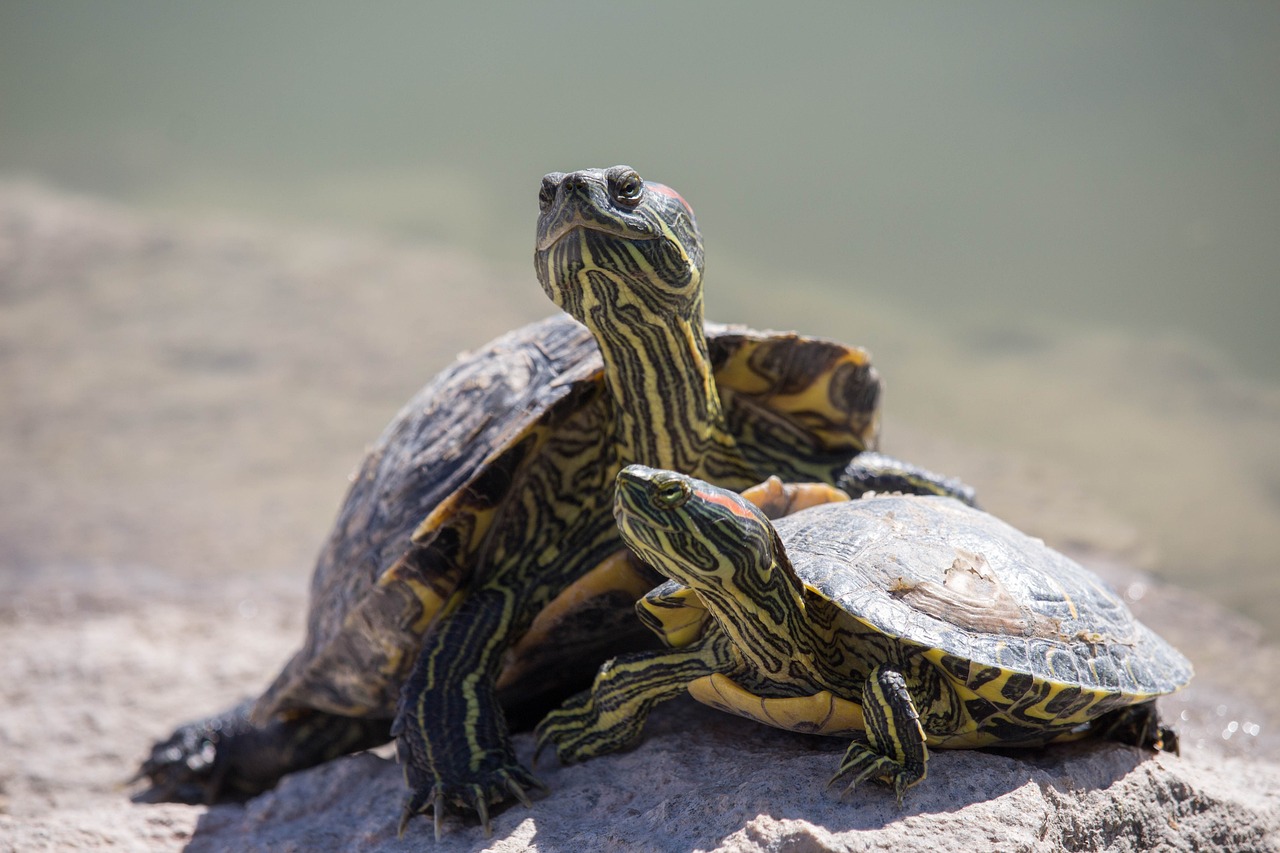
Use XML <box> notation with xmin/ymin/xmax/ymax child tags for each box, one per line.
<box><xmin>839</xmin><ymin>452</ymin><xmax>978</xmax><ymax>506</ymax></box>
<box><xmin>831</xmin><ymin>665</ymin><xmax>928</xmax><ymax>805</ymax></box>
<box><xmin>1096</xmin><ymin>700</ymin><xmax>1180</xmax><ymax>755</ymax></box>
<box><xmin>136</xmin><ymin>699</ymin><xmax>391</xmax><ymax>804</ymax></box>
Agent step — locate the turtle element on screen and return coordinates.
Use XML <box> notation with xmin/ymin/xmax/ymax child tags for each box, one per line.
<box><xmin>536</xmin><ymin>465</ymin><xmax>1193</xmax><ymax>801</ymax></box>
<box><xmin>137</xmin><ymin>166</ymin><xmax>973</xmax><ymax>837</ymax></box>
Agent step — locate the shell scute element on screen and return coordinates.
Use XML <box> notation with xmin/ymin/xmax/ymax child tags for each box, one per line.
<box><xmin>776</xmin><ymin>495</ymin><xmax>1192</xmax><ymax>698</ymax></box>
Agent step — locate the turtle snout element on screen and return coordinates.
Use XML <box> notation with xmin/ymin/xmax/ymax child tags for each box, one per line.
<box><xmin>538</xmin><ymin>174</ymin><xmax>564</xmax><ymax>212</ymax></box>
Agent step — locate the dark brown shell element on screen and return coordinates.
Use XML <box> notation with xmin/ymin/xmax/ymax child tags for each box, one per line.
<box><xmin>254</xmin><ymin>313</ymin><xmax>883</xmax><ymax>720</ymax></box>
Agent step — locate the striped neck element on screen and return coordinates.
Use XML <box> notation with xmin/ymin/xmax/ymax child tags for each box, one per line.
<box><xmin>564</xmin><ymin>238</ymin><xmax>754</xmax><ymax>486</ymax></box>
<box><xmin>704</xmin><ymin>549</ymin><xmax>834</xmax><ymax>692</ymax></box>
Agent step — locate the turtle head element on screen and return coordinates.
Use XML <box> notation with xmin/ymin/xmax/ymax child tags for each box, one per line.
<box><xmin>534</xmin><ymin>166</ymin><xmax>704</xmax><ymax>324</ymax></box>
<box><xmin>615</xmin><ymin>465</ymin><xmax>817</xmax><ymax>680</ymax></box>
<box><xmin>614</xmin><ymin>465</ymin><xmax>775</xmax><ymax>587</ymax></box>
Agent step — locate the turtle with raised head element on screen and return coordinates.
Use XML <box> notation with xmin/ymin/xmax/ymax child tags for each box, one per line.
<box><xmin>537</xmin><ymin>466</ymin><xmax>1191</xmax><ymax>800</ymax></box>
<box><xmin>138</xmin><ymin>167</ymin><xmax>971</xmax><ymax>837</ymax></box>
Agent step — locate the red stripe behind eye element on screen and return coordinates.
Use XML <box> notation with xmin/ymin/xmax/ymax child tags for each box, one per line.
<box><xmin>695</xmin><ymin>488</ymin><xmax>757</xmax><ymax>521</ymax></box>
<box><xmin>647</xmin><ymin>182</ymin><xmax>692</xmax><ymax>215</ymax></box>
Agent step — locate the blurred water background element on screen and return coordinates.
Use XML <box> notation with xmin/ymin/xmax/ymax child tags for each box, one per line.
<box><xmin>2</xmin><ymin>2</ymin><xmax>1277</xmax><ymax>632</ymax></box>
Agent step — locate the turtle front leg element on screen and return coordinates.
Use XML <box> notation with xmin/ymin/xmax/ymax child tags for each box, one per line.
<box><xmin>534</xmin><ymin>628</ymin><xmax>736</xmax><ymax>764</ymax></box>
<box><xmin>393</xmin><ymin>585</ymin><xmax>548</xmax><ymax>840</ymax></box>
<box><xmin>137</xmin><ymin>700</ymin><xmax>391</xmax><ymax>804</ymax></box>
<box><xmin>832</xmin><ymin>665</ymin><xmax>928</xmax><ymax>805</ymax></box>
<box><xmin>839</xmin><ymin>452</ymin><xmax>978</xmax><ymax>506</ymax></box>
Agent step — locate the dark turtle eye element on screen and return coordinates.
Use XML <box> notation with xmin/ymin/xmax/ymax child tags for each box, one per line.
<box><xmin>654</xmin><ymin>480</ymin><xmax>691</xmax><ymax>509</ymax></box>
<box><xmin>613</xmin><ymin>170</ymin><xmax>644</xmax><ymax>206</ymax></box>
<box><xmin>539</xmin><ymin>175</ymin><xmax>560</xmax><ymax>213</ymax></box>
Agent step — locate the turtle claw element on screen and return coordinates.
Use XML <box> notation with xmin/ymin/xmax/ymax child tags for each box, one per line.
<box><xmin>507</xmin><ymin>776</ymin><xmax>535</xmax><ymax>809</ymax></box>
<box><xmin>533</xmin><ymin>704</ymin><xmax>587</xmax><ymax>765</ymax></box>
<box><xmin>834</xmin><ymin>769</ymin><xmax>910</xmax><ymax>807</ymax></box>
<box><xmin>827</xmin><ymin>767</ymin><xmax>869</xmax><ymax>799</ymax></box>
<box><xmin>396</xmin><ymin>764</ymin><xmax>544</xmax><ymax>839</ymax></box>
<box><xmin>475</xmin><ymin>792</ymin><xmax>491</xmax><ymax>839</ymax></box>
<box><xmin>136</xmin><ymin>713</ymin><xmax>236</xmax><ymax>804</ymax></box>
<box><xmin>830</xmin><ymin>741</ymin><xmax>917</xmax><ymax>807</ymax></box>
<box><xmin>395</xmin><ymin>800</ymin><xmax>412</xmax><ymax>840</ymax></box>
<box><xmin>397</xmin><ymin>789</ymin><xmax>449</xmax><ymax>841</ymax></box>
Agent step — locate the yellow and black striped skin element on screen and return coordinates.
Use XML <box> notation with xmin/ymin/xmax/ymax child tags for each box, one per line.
<box><xmin>230</xmin><ymin>167</ymin><xmax>886</xmax><ymax>836</ymax></box>
<box><xmin>534</xmin><ymin>166</ymin><xmax>755</xmax><ymax>485</ymax></box>
<box><xmin>138</xmin><ymin>166</ymin><xmax>975</xmax><ymax>834</ymax></box>
<box><xmin>137</xmin><ymin>166</ymin><xmax>972</xmax><ymax>832</ymax></box>
<box><xmin>536</xmin><ymin>466</ymin><xmax>1191</xmax><ymax>802</ymax></box>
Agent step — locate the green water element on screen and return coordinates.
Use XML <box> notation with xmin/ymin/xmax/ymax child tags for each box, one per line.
<box><xmin>2</xmin><ymin>2</ymin><xmax>1278</xmax><ymax>629</ymax></box>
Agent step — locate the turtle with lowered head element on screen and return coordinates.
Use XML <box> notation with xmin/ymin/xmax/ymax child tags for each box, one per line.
<box><xmin>537</xmin><ymin>465</ymin><xmax>1191</xmax><ymax>801</ymax></box>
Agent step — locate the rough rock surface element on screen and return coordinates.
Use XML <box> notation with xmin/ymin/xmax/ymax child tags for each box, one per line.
<box><xmin>2</xmin><ymin>184</ymin><xmax>1278</xmax><ymax>851</ymax></box>
<box><xmin>5</xmin><ymin>563</ymin><xmax>1276</xmax><ymax>853</ymax></box>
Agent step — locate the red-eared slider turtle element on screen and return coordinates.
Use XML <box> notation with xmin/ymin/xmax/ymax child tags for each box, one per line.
<box><xmin>138</xmin><ymin>166</ymin><xmax>971</xmax><ymax>837</ymax></box>
<box><xmin>537</xmin><ymin>466</ymin><xmax>1192</xmax><ymax>800</ymax></box>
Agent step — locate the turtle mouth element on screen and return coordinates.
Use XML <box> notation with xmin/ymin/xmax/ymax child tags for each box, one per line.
<box><xmin>616</xmin><ymin>515</ymin><xmax>701</xmax><ymax>585</ymax></box>
<box><xmin>536</xmin><ymin>215</ymin><xmax>658</xmax><ymax>253</ymax></box>
<box><xmin>535</xmin><ymin>203</ymin><xmax>660</xmax><ymax>253</ymax></box>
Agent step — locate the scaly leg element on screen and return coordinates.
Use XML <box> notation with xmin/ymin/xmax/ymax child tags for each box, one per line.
<box><xmin>392</xmin><ymin>502</ymin><xmax>623</xmax><ymax>839</ymax></box>
<box><xmin>535</xmin><ymin>628</ymin><xmax>736</xmax><ymax>764</ymax></box>
<box><xmin>832</xmin><ymin>665</ymin><xmax>928</xmax><ymax>805</ymax></box>
<box><xmin>137</xmin><ymin>699</ymin><xmax>390</xmax><ymax>804</ymax></box>
<box><xmin>393</xmin><ymin>586</ymin><xmax>545</xmax><ymax>840</ymax></box>
<box><xmin>1096</xmin><ymin>700</ymin><xmax>1180</xmax><ymax>755</ymax></box>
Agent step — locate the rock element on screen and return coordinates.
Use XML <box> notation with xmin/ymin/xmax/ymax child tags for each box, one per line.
<box><xmin>181</xmin><ymin>699</ymin><xmax>1280</xmax><ymax>852</ymax></box>
<box><xmin>5</xmin><ymin>558</ymin><xmax>1278</xmax><ymax>852</ymax></box>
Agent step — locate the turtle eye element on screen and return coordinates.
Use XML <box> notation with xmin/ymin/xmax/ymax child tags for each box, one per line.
<box><xmin>654</xmin><ymin>480</ymin><xmax>691</xmax><ymax>509</ymax></box>
<box><xmin>538</xmin><ymin>176</ymin><xmax>560</xmax><ymax>213</ymax></box>
<box><xmin>613</xmin><ymin>170</ymin><xmax>644</xmax><ymax>207</ymax></box>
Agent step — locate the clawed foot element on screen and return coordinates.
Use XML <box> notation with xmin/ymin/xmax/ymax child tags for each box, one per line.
<box><xmin>828</xmin><ymin>739</ymin><xmax>924</xmax><ymax>807</ymax></box>
<box><xmin>134</xmin><ymin>700</ymin><xmax>259</xmax><ymax>804</ymax></box>
<box><xmin>535</xmin><ymin>643</ymin><xmax>724</xmax><ymax>768</ymax></box>
<box><xmin>532</xmin><ymin>692</ymin><xmax>590</xmax><ymax>766</ymax></box>
<box><xmin>533</xmin><ymin>688</ymin><xmax>640</xmax><ymax>767</ymax></box>
<box><xmin>1097</xmin><ymin>701</ymin><xmax>1180</xmax><ymax>755</ymax></box>
<box><xmin>393</xmin><ymin>713</ymin><xmax>545</xmax><ymax>840</ymax></box>
<box><xmin>137</xmin><ymin>702</ymin><xmax>392</xmax><ymax>806</ymax></box>
<box><xmin>395</xmin><ymin>748</ymin><xmax>544</xmax><ymax>840</ymax></box>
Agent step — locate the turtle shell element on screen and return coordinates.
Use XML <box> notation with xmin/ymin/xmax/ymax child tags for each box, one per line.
<box><xmin>773</xmin><ymin>495</ymin><xmax>1193</xmax><ymax>698</ymax></box>
<box><xmin>253</xmin><ymin>312</ymin><xmax>883</xmax><ymax>721</ymax></box>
